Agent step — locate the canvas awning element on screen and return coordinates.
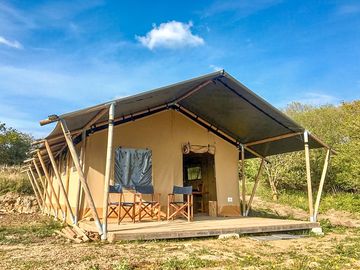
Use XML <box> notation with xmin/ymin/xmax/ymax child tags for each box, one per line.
<box><xmin>35</xmin><ymin>70</ymin><xmax>331</xmax><ymax>160</ymax></box>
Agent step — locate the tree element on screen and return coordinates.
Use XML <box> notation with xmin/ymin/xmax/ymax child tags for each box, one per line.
<box><xmin>0</xmin><ymin>122</ymin><xmax>33</xmax><ymax>165</ymax></box>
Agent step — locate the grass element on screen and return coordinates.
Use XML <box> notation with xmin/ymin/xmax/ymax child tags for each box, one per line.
<box><xmin>253</xmin><ymin>182</ymin><xmax>360</xmax><ymax>215</ymax></box>
<box><xmin>0</xmin><ymin>165</ymin><xmax>33</xmax><ymax>195</ymax></box>
<box><xmin>0</xmin><ymin>216</ymin><xmax>63</xmax><ymax>244</ymax></box>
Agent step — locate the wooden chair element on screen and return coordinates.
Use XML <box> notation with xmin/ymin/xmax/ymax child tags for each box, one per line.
<box><xmin>135</xmin><ymin>185</ymin><xmax>161</xmax><ymax>221</ymax></box>
<box><xmin>107</xmin><ymin>185</ymin><xmax>122</xmax><ymax>219</ymax></box>
<box><xmin>167</xmin><ymin>185</ymin><xmax>193</xmax><ymax>222</ymax></box>
<box><xmin>118</xmin><ymin>187</ymin><xmax>140</xmax><ymax>224</ymax></box>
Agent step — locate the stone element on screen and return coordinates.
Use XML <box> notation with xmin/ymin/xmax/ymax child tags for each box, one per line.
<box><xmin>311</xmin><ymin>227</ymin><xmax>324</xmax><ymax>236</ymax></box>
<box><xmin>218</xmin><ymin>233</ymin><xmax>240</xmax><ymax>240</ymax></box>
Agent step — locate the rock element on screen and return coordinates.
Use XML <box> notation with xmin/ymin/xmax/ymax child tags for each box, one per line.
<box><xmin>218</xmin><ymin>233</ymin><xmax>240</xmax><ymax>240</ymax></box>
<box><xmin>0</xmin><ymin>192</ymin><xmax>39</xmax><ymax>214</ymax></box>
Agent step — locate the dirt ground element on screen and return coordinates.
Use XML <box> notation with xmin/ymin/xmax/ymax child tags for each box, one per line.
<box><xmin>0</xmin><ymin>212</ymin><xmax>359</xmax><ymax>270</ymax></box>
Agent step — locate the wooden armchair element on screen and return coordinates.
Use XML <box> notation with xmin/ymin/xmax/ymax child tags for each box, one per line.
<box><xmin>118</xmin><ymin>187</ymin><xmax>140</xmax><ymax>224</ymax></box>
<box><xmin>167</xmin><ymin>185</ymin><xmax>193</xmax><ymax>222</ymax></box>
<box><xmin>135</xmin><ymin>185</ymin><xmax>161</xmax><ymax>221</ymax></box>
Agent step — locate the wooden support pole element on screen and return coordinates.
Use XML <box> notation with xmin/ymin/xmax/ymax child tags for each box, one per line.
<box><xmin>29</xmin><ymin>167</ymin><xmax>45</xmax><ymax>211</ymax></box>
<box><xmin>313</xmin><ymin>149</ymin><xmax>331</xmax><ymax>221</ymax></box>
<box><xmin>26</xmin><ymin>170</ymin><xmax>43</xmax><ymax>211</ymax></box>
<box><xmin>102</xmin><ymin>103</ymin><xmax>115</xmax><ymax>240</ymax></box>
<box><xmin>304</xmin><ymin>131</ymin><xmax>314</xmax><ymax>222</ymax></box>
<box><xmin>75</xmin><ymin>130</ymin><xmax>86</xmax><ymax>224</ymax></box>
<box><xmin>245</xmin><ymin>158</ymin><xmax>265</xmax><ymax>216</ymax></box>
<box><xmin>245</xmin><ymin>132</ymin><xmax>303</xmax><ymax>147</ymax></box>
<box><xmin>240</xmin><ymin>145</ymin><xmax>246</xmax><ymax>216</ymax></box>
<box><xmin>33</xmin><ymin>160</ymin><xmax>56</xmax><ymax>216</ymax></box>
<box><xmin>37</xmin><ymin>150</ymin><xmax>65</xmax><ymax>219</ymax></box>
<box><xmin>63</xmin><ymin>154</ymin><xmax>71</xmax><ymax>221</ymax></box>
<box><xmin>59</xmin><ymin>118</ymin><xmax>103</xmax><ymax>234</ymax></box>
<box><xmin>45</xmin><ymin>140</ymin><xmax>75</xmax><ymax>223</ymax></box>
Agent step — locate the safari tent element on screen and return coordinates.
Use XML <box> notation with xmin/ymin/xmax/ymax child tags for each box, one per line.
<box><xmin>23</xmin><ymin>70</ymin><xmax>333</xmax><ymax>241</ymax></box>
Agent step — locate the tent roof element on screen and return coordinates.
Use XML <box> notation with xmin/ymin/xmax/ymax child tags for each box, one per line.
<box><xmin>36</xmin><ymin>70</ymin><xmax>330</xmax><ymax>160</ymax></box>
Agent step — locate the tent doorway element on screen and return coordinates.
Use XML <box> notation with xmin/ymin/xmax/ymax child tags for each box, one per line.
<box><xmin>183</xmin><ymin>153</ymin><xmax>217</xmax><ymax>215</ymax></box>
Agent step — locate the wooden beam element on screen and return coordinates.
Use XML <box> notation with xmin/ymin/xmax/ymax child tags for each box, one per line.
<box><xmin>29</xmin><ymin>167</ymin><xmax>45</xmax><ymax>211</ymax></box>
<box><xmin>37</xmin><ymin>150</ymin><xmax>65</xmax><ymax>219</ymax></box>
<box><xmin>172</xmin><ymin>80</ymin><xmax>213</xmax><ymax>104</ymax></box>
<box><xmin>45</xmin><ymin>140</ymin><xmax>75</xmax><ymax>223</ymax></box>
<box><xmin>245</xmin><ymin>132</ymin><xmax>303</xmax><ymax>147</ymax></box>
<box><xmin>240</xmin><ymin>145</ymin><xmax>246</xmax><ymax>216</ymax></box>
<box><xmin>83</xmin><ymin>107</ymin><xmax>109</xmax><ymax>131</ymax></box>
<box><xmin>63</xmin><ymin>153</ymin><xmax>71</xmax><ymax>221</ymax></box>
<box><xmin>26</xmin><ymin>170</ymin><xmax>43</xmax><ymax>211</ymax></box>
<box><xmin>309</xmin><ymin>133</ymin><xmax>337</xmax><ymax>154</ymax></box>
<box><xmin>245</xmin><ymin>158</ymin><xmax>265</xmax><ymax>216</ymax></box>
<box><xmin>102</xmin><ymin>103</ymin><xmax>115</xmax><ymax>240</ymax></box>
<box><xmin>75</xmin><ymin>130</ymin><xmax>86</xmax><ymax>224</ymax></box>
<box><xmin>304</xmin><ymin>131</ymin><xmax>314</xmax><ymax>221</ymax></box>
<box><xmin>33</xmin><ymin>160</ymin><xmax>56</xmax><ymax>216</ymax></box>
<box><xmin>175</xmin><ymin>105</ymin><xmax>269</xmax><ymax>161</ymax></box>
<box><xmin>59</xmin><ymin>118</ymin><xmax>103</xmax><ymax>234</ymax></box>
<box><xmin>313</xmin><ymin>149</ymin><xmax>331</xmax><ymax>221</ymax></box>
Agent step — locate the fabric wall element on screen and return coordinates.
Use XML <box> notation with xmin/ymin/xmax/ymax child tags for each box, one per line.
<box><xmin>80</xmin><ymin>110</ymin><xmax>240</xmax><ymax>219</ymax></box>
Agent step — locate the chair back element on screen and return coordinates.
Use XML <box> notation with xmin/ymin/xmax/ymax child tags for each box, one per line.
<box><xmin>135</xmin><ymin>185</ymin><xmax>154</xmax><ymax>194</ymax></box>
<box><xmin>173</xmin><ymin>185</ymin><xmax>192</xmax><ymax>195</ymax></box>
<box><xmin>109</xmin><ymin>185</ymin><xmax>122</xmax><ymax>193</ymax></box>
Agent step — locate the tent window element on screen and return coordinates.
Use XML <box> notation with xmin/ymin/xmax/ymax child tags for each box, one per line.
<box><xmin>114</xmin><ymin>147</ymin><xmax>152</xmax><ymax>188</ymax></box>
<box><xmin>187</xmin><ymin>166</ymin><xmax>202</xmax><ymax>181</ymax></box>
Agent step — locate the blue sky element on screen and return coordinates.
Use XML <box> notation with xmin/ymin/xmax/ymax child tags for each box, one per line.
<box><xmin>0</xmin><ymin>0</ymin><xmax>359</xmax><ymax>138</ymax></box>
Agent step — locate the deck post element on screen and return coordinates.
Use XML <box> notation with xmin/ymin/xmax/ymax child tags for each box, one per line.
<box><xmin>59</xmin><ymin>118</ymin><xmax>103</xmax><ymax>235</ymax></box>
<box><xmin>304</xmin><ymin>131</ymin><xmax>314</xmax><ymax>222</ymax></box>
<box><xmin>313</xmin><ymin>149</ymin><xmax>331</xmax><ymax>221</ymax></box>
<box><xmin>245</xmin><ymin>158</ymin><xmax>265</xmax><ymax>216</ymax></box>
<box><xmin>102</xmin><ymin>102</ymin><xmax>115</xmax><ymax>240</ymax></box>
<box><xmin>240</xmin><ymin>144</ymin><xmax>246</xmax><ymax>216</ymax></box>
<box><xmin>29</xmin><ymin>167</ymin><xmax>45</xmax><ymax>212</ymax></box>
<box><xmin>37</xmin><ymin>151</ymin><xmax>64</xmax><ymax>219</ymax></box>
<box><xmin>33</xmin><ymin>160</ymin><xmax>56</xmax><ymax>215</ymax></box>
<box><xmin>26</xmin><ymin>170</ymin><xmax>43</xmax><ymax>211</ymax></box>
<box><xmin>45</xmin><ymin>140</ymin><xmax>75</xmax><ymax>223</ymax></box>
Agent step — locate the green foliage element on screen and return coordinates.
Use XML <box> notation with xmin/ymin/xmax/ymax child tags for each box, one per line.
<box><xmin>0</xmin><ymin>122</ymin><xmax>33</xmax><ymax>165</ymax></box>
<box><xmin>251</xmin><ymin>101</ymin><xmax>360</xmax><ymax>194</ymax></box>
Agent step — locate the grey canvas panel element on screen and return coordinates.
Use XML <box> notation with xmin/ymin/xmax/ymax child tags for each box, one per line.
<box><xmin>42</xmin><ymin>70</ymin><xmax>328</xmax><ymax>158</ymax></box>
<box><xmin>179</xmin><ymin>81</ymin><xmax>298</xmax><ymax>143</ymax></box>
<box><xmin>46</xmin><ymin>71</ymin><xmax>222</xmax><ymax>139</ymax></box>
<box><xmin>114</xmin><ymin>148</ymin><xmax>152</xmax><ymax>188</ymax></box>
<box><xmin>245</xmin><ymin>134</ymin><xmax>323</xmax><ymax>158</ymax></box>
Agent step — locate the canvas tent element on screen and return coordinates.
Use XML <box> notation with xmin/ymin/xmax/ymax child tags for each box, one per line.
<box><xmin>24</xmin><ymin>70</ymin><xmax>333</xmax><ymax>240</ymax></box>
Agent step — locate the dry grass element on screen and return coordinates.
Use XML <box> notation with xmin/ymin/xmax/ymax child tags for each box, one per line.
<box><xmin>0</xmin><ymin>165</ymin><xmax>33</xmax><ymax>195</ymax></box>
<box><xmin>0</xmin><ymin>212</ymin><xmax>359</xmax><ymax>270</ymax></box>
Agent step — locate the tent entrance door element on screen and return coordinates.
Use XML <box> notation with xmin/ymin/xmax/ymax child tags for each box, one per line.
<box><xmin>183</xmin><ymin>153</ymin><xmax>216</xmax><ymax>215</ymax></box>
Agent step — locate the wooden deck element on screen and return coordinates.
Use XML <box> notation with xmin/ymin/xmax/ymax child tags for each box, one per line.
<box><xmin>79</xmin><ymin>216</ymin><xmax>320</xmax><ymax>242</ymax></box>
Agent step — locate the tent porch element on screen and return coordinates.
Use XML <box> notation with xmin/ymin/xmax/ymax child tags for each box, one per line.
<box><xmin>79</xmin><ymin>216</ymin><xmax>320</xmax><ymax>242</ymax></box>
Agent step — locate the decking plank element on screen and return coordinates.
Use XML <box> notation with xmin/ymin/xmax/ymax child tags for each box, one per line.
<box><xmin>79</xmin><ymin>216</ymin><xmax>320</xmax><ymax>242</ymax></box>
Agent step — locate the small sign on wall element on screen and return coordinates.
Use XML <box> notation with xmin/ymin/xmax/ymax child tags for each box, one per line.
<box><xmin>227</xmin><ymin>197</ymin><xmax>233</xmax><ymax>203</ymax></box>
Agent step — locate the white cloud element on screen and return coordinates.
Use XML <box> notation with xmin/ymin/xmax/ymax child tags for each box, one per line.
<box><xmin>0</xmin><ymin>36</ymin><xmax>22</xmax><ymax>49</ymax></box>
<box><xmin>209</xmin><ymin>64</ymin><xmax>223</xmax><ymax>72</ymax></box>
<box><xmin>136</xmin><ymin>21</ymin><xmax>204</xmax><ymax>50</ymax></box>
